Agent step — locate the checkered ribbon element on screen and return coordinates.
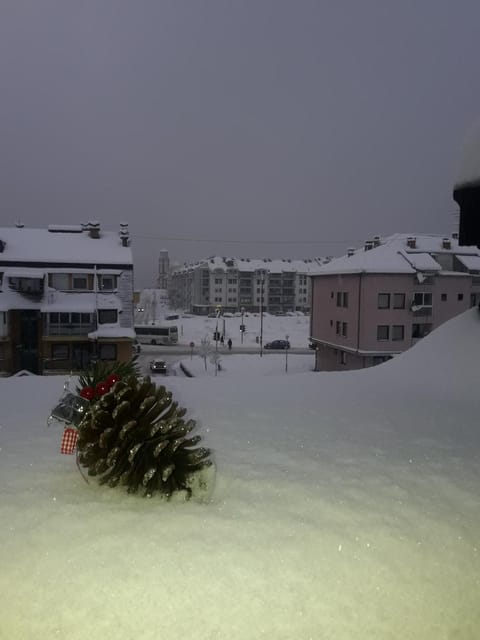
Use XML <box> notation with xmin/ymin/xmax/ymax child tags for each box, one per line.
<box><xmin>60</xmin><ymin>426</ymin><xmax>78</xmax><ymax>455</ymax></box>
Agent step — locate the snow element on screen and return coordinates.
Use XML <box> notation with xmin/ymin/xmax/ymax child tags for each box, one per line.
<box><xmin>311</xmin><ymin>233</ymin><xmax>480</xmax><ymax>275</ymax></box>
<box><xmin>42</xmin><ymin>292</ymin><xmax>122</xmax><ymax>312</ymax></box>
<box><xmin>0</xmin><ymin>225</ymin><xmax>132</xmax><ymax>265</ymax></box>
<box><xmin>87</xmin><ymin>326</ymin><xmax>136</xmax><ymax>340</ymax></box>
<box><xmin>172</xmin><ymin>255</ymin><xmax>327</xmax><ymax>275</ymax></box>
<box><xmin>181</xmin><ymin>353</ymin><xmax>314</xmax><ymax>377</ymax></box>
<box><xmin>136</xmin><ymin>293</ymin><xmax>312</xmax><ymax>350</ymax></box>
<box><xmin>1</xmin><ymin>309</ymin><xmax>480</xmax><ymax>638</ymax></box>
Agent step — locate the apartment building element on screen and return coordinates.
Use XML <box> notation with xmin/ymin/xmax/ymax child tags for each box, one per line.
<box><xmin>169</xmin><ymin>256</ymin><xmax>327</xmax><ymax>315</ymax></box>
<box><xmin>310</xmin><ymin>234</ymin><xmax>480</xmax><ymax>371</ymax></box>
<box><xmin>0</xmin><ymin>222</ymin><xmax>135</xmax><ymax>376</ymax></box>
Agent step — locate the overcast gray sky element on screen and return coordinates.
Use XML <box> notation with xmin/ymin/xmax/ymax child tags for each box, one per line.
<box><xmin>1</xmin><ymin>0</ymin><xmax>480</xmax><ymax>288</ymax></box>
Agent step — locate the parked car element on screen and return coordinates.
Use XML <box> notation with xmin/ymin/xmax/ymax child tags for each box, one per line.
<box><xmin>150</xmin><ymin>359</ymin><xmax>167</xmax><ymax>374</ymax></box>
<box><xmin>264</xmin><ymin>339</ymin><xmax>290</xmax><ymax>350</ymax></box>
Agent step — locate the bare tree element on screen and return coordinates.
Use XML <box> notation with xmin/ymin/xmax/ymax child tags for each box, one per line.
<box><xmin>198</xmin><ymin>335</ymin><xmax>212</xmax><ymax>371</ymax></box>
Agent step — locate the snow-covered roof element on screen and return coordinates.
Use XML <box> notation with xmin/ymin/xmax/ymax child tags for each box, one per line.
<box><xmin>397</xmin><ymin>250</ymin><xmax>442</xmax><ymax>272</ymax></box>
<box><xmin>0</xmin><ymin>225</ymin><xmax>133</xmax><ymax>266</ymax></box>
<box><xmin>172</xmin><ymin>256</ymin><xmax>328</xmax><ymax>275</ymax></box>
<box><xmin>456</xmin><ymin>254</ymin><xmax>480</xmax><ymax>272</ymax></box>
<box><xmin>310</xmin><ymin>233</ymin><xmax>480</xmax><ymax>276</ymax></box>
<box><xmin>4</xmin><ymin>267</ymin><xmax>46</xmax><ymax>279</ymax></box>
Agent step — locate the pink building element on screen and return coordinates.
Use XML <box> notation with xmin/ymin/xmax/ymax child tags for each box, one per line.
<box><xmin>310</xmin><ymin>234</ymin><xmax>480</xmax><ymax>370</ymax></box>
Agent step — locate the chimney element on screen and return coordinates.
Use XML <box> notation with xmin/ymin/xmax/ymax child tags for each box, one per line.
<box><xmin>406</xmin><ymin>236</ymin><xmax>416</xmax><ymax>249</ymax></box>
<box><xmin>364</xmin><ymin>240</ymin><xmax>374</xmax><ymax>251</ymax></box>
<box><xmin>347</xmin><ymin>247</ymin><xmax>355</xmax><ymax>257</ymax></box>
<box><xmin>119</xmin><ymin>222</ymin><xmax>130</xmax><ymax>247</ymax></box>
<box><xmin>373</xmin><ymin>236</ymin><xmax>381</xmax><ymax>247</ymax></box>
<box><xmin>88</xmin><ymin>221</ymin><xmax>100</xmax><ymax>239</ymax></box>
<box><xmin>442</xmin><ymin>237</ymin><xmax>451</xmax><ymax>250</ymax></box>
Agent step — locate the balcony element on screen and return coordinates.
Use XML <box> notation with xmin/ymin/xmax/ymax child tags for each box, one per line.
<box><xmin>7</xmin><ymin>271</ymin><xmax>45</xmax><ymax>301</ymax></box>
<box><xmin>45</xmin><ymin>323</ymin><xmax>96</xmax><ymax>336</ymax></box>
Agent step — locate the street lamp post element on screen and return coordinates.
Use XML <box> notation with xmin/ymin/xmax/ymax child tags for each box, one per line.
<box><xmin>285</xmin><ymin>334</ymin><xmax>289</xmax><ymax>373</ymax></box>
<box><xmin>214</xmin><ymin>305</ymin><xmax>222</xmax><ymax>376</ymax></box>
<box><xmin>259</xmin><ymin>272</ymin><xmax>265</xmax><ymax>357</ymax></box>
<box><xmin>240</xmin><ymin>306</ymin><xmax>245</xmax><ymax>344</ymax></box>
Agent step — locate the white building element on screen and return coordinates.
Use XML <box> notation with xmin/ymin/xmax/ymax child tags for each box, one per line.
<box><xmin>0</xmin><ymin>222</ymin><xmax>135</xmax><ymax>375</ymax></box>
<box><xmin>169</xmin><ymin>256</ymin><xmax>328</xmax><ymax>314</ymax></box>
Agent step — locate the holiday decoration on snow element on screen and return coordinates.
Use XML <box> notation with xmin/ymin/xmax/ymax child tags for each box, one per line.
<box><xmin>76</xmin><ymin>375</ymin><xmax>214</xmax><ymax>499</ymax></box>
<box><xmin>48</xmin><ymin>357</ymin><xmax>215</xmax><ymax>500</ymax></box>
<box><xmin>60</xmin><ymin>427</ymin><xmax>79</xmax><ymax>455</ymax></box>
<box><xmin>48</xmin><ymin>379</ymin><xmax>91</xmax><ymax>429</ymax></box>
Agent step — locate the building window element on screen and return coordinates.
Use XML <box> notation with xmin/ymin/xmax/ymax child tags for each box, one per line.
<box><xmin>215</xmin><ymin>278</ymin><xmax>222</xmax><ymax>285</ymax></box>
<box><xmin>98</xmin><ymin>309</ymin><xmax>118</xmax><ymax>324</ymax></box>
<box><xmin>51</xmin><ymin>344</ymin><xmax>69</xmax><ymax>360</ymax></box>
<box><xmin>336</xmin><ymin>292</ymin><xmax>342</xmax><ymax>307</ymax></box>
<box><xmin>98</xmin><ymin>344</ymin><xmax>117</xmax><ymax>360</ymax></box>
<box><xmin>342</xmin><ymin>292</ymin><xmax>348</xmax><ymax>308</ymax></box>
<box><xmin>336</xmin><ymin>321</ymin><xmax>341</xmax><ymax>335</ymax></box>
<box><xmin>72</xmin><ymin>275</ymin><xmax>88</xmax><ymax>290</ymax></box>
<box><xmin>0</xmin><ymin>343</ymin><xmax>5</xmax><ymax>360</ymax></box>
<box><xmin>393</xmin><ymin>293</ymin><xmax>405</xmax><ymax>309</ymax></box>
<box><xmin>412</xmin><ymin>323</ymin><xmax>432</xmax><ymax>339</ymax></box>
<box><xmin>457</xmin><ymin>293</ymin><xmax>464</xmax><ymax>301</ymax></box>
<box><xmin>392</xmin><ymin>325</ymin><xmax>404</xmax><ymax>341</ymax></box>
<box><xmin>441</xmin><ymin>293</ymin><xmax>447</xmax><ymax>301</ymax></box>
<box><xmin>378</xmin><ymin>293</ymin><xmax>390</xmax><ymax>309</ymax></box>
<box><xmin>377</xmin><ymin>325</ymin><xmax>389</xmax><ymax>341</ymax></box>
<box><xmin>342</xmin><ymin>322</ymin><xmax>348</xmax><ymax>337</ymax></box>
<box><xmin>98</xmin><ymin>275</ymin><xmax>116</xmax><ymax>290</ymax></box>
<box><xmin>340</xmin><ymin>351</ymin><xmax>347</xmax><ymax>365</ymax></box>
<box><xmin>413</xmin><ymin>292</ymin><xmax>432</xmax><ymax>307</ymax></box>
<box><xmin>50</xmin><ymin>273</ymin><xmax>69</xmax><ymax>290</ymax></box>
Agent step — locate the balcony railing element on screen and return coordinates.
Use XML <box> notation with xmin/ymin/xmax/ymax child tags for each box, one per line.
<box><xmin>45</xmin><ymin>323</ymin><xmax>96</xmax><ymax>336</ymax></box>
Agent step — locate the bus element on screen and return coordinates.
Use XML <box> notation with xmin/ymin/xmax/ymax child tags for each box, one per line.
<box><xmin>134</xmin><ymin>325</ymin><xmax>179</xmax><ymax>346</ymax></box>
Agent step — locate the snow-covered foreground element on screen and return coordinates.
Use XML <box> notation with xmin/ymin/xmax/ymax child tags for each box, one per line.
<box><xmin>1</xmin><ymin>311</ymin><xmax>479</xmax><ymax>639</ymax></box>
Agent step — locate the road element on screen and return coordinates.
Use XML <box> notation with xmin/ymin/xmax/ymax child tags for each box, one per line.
<box><xmin>137</xmin><ymin>345</ymin><xmax>312</xmax><ymax>377</ymax></box>
<box><xmin>138</xmin><ymin>345</ymin><xmax>312</xmax><ymax>356</ymax></box>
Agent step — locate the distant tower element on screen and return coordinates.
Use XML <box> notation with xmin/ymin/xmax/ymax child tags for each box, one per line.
<box><xmin>157</xmin><ymin>249</ymin><xmax>170</xmax><ymax>289</ymax></box>
<box><xmin>453</xmin><ymin>120</ymin><xmax>480</xmax><ymax>247</ymax></box>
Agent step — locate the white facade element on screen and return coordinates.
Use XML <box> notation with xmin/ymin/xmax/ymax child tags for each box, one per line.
<box><xmin>169</xmin><ymin>256</ymin><xmax>328</xmax><ymax>314</ymax></box>
<box><xmin>0</xmin><ymin>223</ymin><xmax>134</xmax><ymax>375</ymax></box>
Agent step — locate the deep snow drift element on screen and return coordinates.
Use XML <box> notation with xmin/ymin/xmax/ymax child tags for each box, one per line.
<box><xmin>0</xmin><ymin>310</ymin><xmax>479</xmax><ymax>639</ymax></box>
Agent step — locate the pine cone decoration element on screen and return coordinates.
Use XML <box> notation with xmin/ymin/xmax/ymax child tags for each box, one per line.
<box><xmin>76</xmin><ymin>375</ymin><xmax>214</xmax><ymax>499</ymax></box>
